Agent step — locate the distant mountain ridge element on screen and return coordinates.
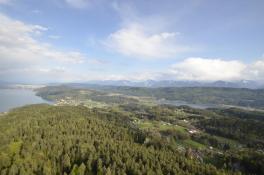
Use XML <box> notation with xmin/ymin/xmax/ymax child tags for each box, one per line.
<box><xmin>1</xmin><ymin>80</ymin><xmax>263</xmax><ymax>89</ymax></box>
<box><xmin>73</xmin><ymin>80</ymin><xmax>264</xmax><ymax>89</ymax></box>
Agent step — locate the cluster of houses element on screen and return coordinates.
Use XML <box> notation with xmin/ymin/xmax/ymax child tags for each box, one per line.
<box><xmin>188</xmin><ymin>129</ymin><xmax>199</xmax><ymax>134</ymax></box>
<box><xmin>55</xmin><ymin>97</ymin><xmax>75</xmax><ymax>106</ymax></box>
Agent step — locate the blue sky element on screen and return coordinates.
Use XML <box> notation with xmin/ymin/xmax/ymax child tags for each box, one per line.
<box><xmin>0</xmin><ymin>0</ymin><xmax>264</xmax><ymax>83</ymax></box>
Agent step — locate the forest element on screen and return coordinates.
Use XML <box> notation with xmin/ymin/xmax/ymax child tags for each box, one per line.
<box><xmin>0</xmin><ymin>100</ymin><xmax>264</xmax><ymax>174</ymax></box>
<box><xmin>0</xmin><ymin>86</ymin><xmax>263</xmax><ymax>174</ymax></box>
<box><xmin>0</xmin><ymin>104</ymin><xmax>228</xmax><ymax>175</ymax></box>
<box><xmin>62</xmin><ymin>85</ymin><xmax>264</xmax><ymax>109</ymax></box>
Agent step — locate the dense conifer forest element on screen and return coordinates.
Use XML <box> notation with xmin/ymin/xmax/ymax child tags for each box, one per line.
<box><xmin>0</xmin><ymin>104</ymin><xmax>231</xmax><ymax>175</ymax></box>
<box><xmin>1</xmin><ymin>101</ymin><xmax>264</xmax><ymax>175</ymax></box>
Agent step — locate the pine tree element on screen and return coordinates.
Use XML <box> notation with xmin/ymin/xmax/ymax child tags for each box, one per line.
<box><xmin>105</xmin><ymin>167</ymin><xmax>112</xmax><ymax>175</ymax></box>
<box><xmin>62</xmin><ymin>154</ymin><xmax>71</xmax><ymax>172</ymax></box>
<box><xmin>8</xmin><ymin>164</ymin><xmax>18</xmax><ymax>175</ymax></box>
<box><xmin>78</xmin><ymin>163</ymin><xmax>86</xmax><ymax>175</ymax></box>
<box><xmin>96</xmin><ymin>159</ymin><xmax>103</xmax><ymax>175</ymax></box>
<box><xmin>70</xmin><ymin>164</ymin><xmax>78</xmax><ymax>175</ymax></box>
<box><xmin>43</xmin><ymin>160</ymin><xmax>52</xmax><ymax>175</ymax></box>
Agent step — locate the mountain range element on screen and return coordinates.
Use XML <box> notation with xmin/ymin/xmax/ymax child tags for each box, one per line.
<box><xmin>1</xmin><ymin>80</ymin><xmax>263</xmax><ymax>89</ymax></box>
<box><xmin>69</xmin><ymin>80</ymin><xmax>264</xmax><ymax>89</ymax></box>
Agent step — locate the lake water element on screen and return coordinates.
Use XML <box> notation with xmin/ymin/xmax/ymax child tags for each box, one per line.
<box><xmin>0</xmin><ymin>89</ymin><xmax>51</xmax><ymax>112</ymax></box>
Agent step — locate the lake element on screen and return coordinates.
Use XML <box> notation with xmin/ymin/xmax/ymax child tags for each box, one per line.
<box><xmin>0</xmin><ymin>89</ymin><xmax>51</xmax><ymax>112</ymax></box>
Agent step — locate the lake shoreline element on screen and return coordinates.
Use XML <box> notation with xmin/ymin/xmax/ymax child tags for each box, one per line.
<box><xmin>0</xmin><ymin>88</ymin><xmax>52</xmax><ymax>112</ymax></box>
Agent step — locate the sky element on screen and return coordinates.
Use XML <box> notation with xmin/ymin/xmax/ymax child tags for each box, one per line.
<box><xmin>0</xmin><ymin>0</ymin><xmax>264</xmax><ymax>83</ymax></box>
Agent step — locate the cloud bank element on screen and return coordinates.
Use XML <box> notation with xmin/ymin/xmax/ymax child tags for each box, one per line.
<box><xmin>103</xmin><ymin>2</ymin><xmax>190</xmax><ymax>59</ymax></box>
<box><xmin>163</xmin><ymin>57</ymin><xmax>264</xmax><ymax>82</ymax></box>
<box><xmin>0</xmin><ymin>13</ymin><xmax>86</xmax><ymax>82</ymax></box>
<box><xmin>169</xmin><ymin>58</ymin><xmax>246</xmax><ymax>81</ymax></box>
<box><xmin>96</xmin><ymin>57</ymin><xmax>264</xmax><ymax>82</ymax></box>
<box><xmin>104</xmin><ymin>23</ymin><xmax>189</xmax><ymax>59</ymax></box>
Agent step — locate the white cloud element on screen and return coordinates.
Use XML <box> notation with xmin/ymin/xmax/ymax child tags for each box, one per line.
<box><xmin>137</xmin><ymin>57</ymin><xmax>264</xmax><ymax>82</ymax></box>
<box><xmin>104</xmin><ymin>1</ymin><xmax>190</xmax><ymax>59</ymax></box>
<box><xmin>0</xmin><ymin>13</ymin><xmax>87</xmax><ymax>82</ymax></box>
<box><xmin>169</xmin><ymin>58</ymin><xmax>246</xmax><ymax>81</ymax></box>
<box><xmin>246</xmin><ymin>59</ymin><xmax>264</xmax><ymax>81</ymax></box>
<box><xmin>104</xmin><ymin>23</ymin><xmax>189</xmax><ymax>59</ymax></box>
<box><xmin>65</xmin><ymin>0</ymin><xmax>90</xmax><ymax>9</ymax></box>
<box><xmin>0</xmin><ymin>13</ymin><xmax>85</xmax><ymax>67</ymax></box>
<box><xmin>102</xmin><ymin>57</ymin><xmax>264</xmax><ymax>82</ymax></box>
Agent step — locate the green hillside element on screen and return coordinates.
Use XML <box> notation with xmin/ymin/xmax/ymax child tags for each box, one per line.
<box><xmin>0</xmin><ymin>104</ymin><xmax>229</xmax><ymax>175</ymax></box>
<box><xmin>79</xmin><ymin>86</ymin><xmax>264</xmax><ymax>109</ymax></box>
